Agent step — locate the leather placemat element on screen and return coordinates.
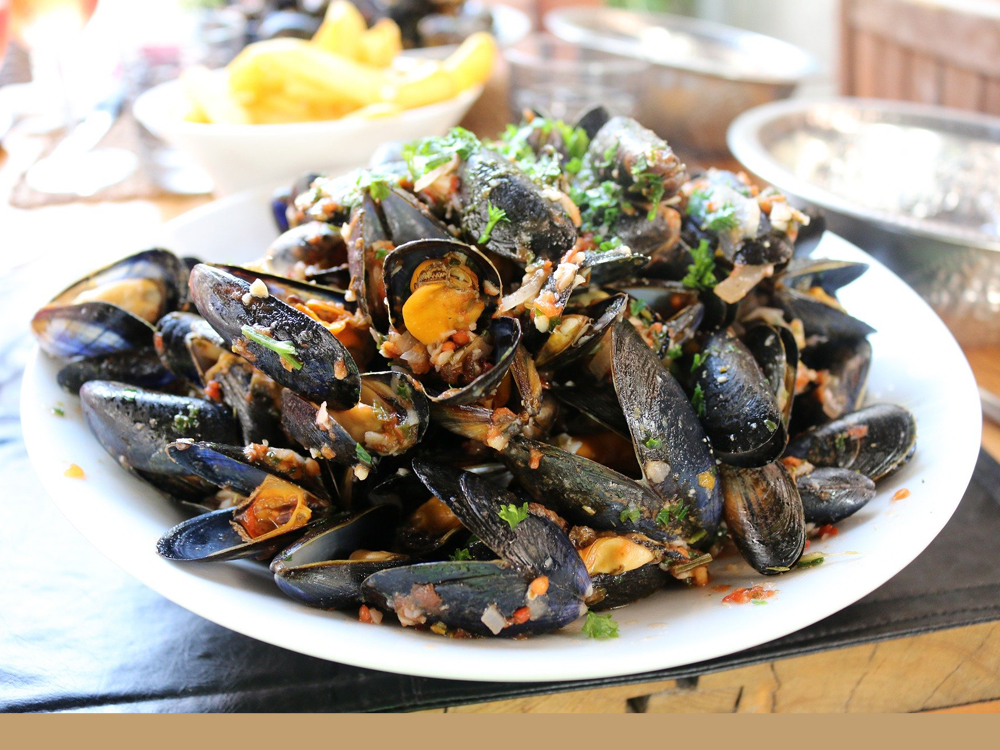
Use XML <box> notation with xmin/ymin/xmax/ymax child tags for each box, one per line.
<box><xmin>2</xmin><ymin>411</ymin><xmax>997</xmax><ymax>713</ymax></box>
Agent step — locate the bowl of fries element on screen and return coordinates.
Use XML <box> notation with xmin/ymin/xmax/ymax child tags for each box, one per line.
<box><xmin>133</xmin><ymin>2</ymin><xmax>494</xmax><ymax>194</ymax></box>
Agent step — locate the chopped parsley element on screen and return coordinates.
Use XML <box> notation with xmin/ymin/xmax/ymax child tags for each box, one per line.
<box><xmin>751</xmin><ymin>599</ymin><xmax>769</xmax><ymax>606</ymax></box>
<box><xmin>682</xmin><ymin>239</ymin><xmax>717</xmax><ymax>291</ymax></box>
<box><xmin>122</xmin><ymin>388</ymin><xmax>137</xmax><ymax>402</ymax></box>
<box><xmin>498</xmin><ymin>502</ymin><xmax>530</xmax><ymax>530</ymax></box>
<box><xmin>764</xmin><ymin>419</ymin><xmax>778</xmax><ymax>433</ymax></box>
<box><xmin>359</xmin><ymin>174</ymin><xmax>391</xmax><ymax>202</ymax></box>
<box><xmin>666</xmin><ymin>344</ymin><xmax>683</xmax><ymax>360</ymax></box>
<box><xmin>619</xmin><ymin>507</ymin><xmax>641</xmax><ymax>524</ymax></box>
<box><xmin>51</xmin><ymin>406</ymin><xmax>65</xmax><ymax>417</ymax></box>
<box><xmin>688</xmin><ymin>529</ymin><xmax>707</xmax><ymax>545</ymax></box>
<box><xmin>835</xmin><ymin>433</ymin><xmax>848</xmax><ymax>452</ymax></box>
<box><xmin>582</xmin><ymin>611</ymin><xmax>619</xmax><ymax>640</ymax></box>
<box><xmin>690</xmin><ymin>352</ymin><xmax>706</xmax><ymax>373</ymax></box>
<box><xmin>402</xmin><ymin>127</ymin><xmax>480</xmax><ymax>179</ymax></box>
<box><xmin>687</xmin><ymin>187</ymin><xmax>739</xmax><ymax>232</ymax></box>
<box><xmin>496</xmin><ymin>117</ymin><xmax>589</xmax><ymax>187</ymax></box>
<box><xmin>449</xmin><ymin>547</ymin><xmax>472</xmax><ymax>562</ymax></box>
<box><xmin>691</xmin><ymin>383</ymin><xmax>706</xmax><ymax>417</ymax></box>
<box><xmin>630</xmin><ymin>152</ymin><xmax>666</xmax><ymax>220</ymax></box>
<box><xmin>394</xmin><ymin>380</ymin><xmax>411</xmax><ymax>399</ymax></box>
<box><xmin>374</xmin><ymin>247</ymin><xmax>390</xmax><ymax>260</ymax></box>
<box><xmin>172</xmin><ymin>404</ymin><xmax>200</xmax><ymax>432</ymax></box>
<box><xmin>644</xmin><ymin>436</ymin><xmax>663</xmax><ymax>449</ymax></box>
<box><xmin>569</xmin><ymin>180</ymin><xmax>630</xmax><ymax>242</ymax></box>
<box><xmin>355</xmin><ymin>443</ymin><xmax>373</xmax><ymax>465</ymax></box>
<box><xmin>656</xmin><ymin>502</ymin><xmax>690</xmax><ymax>527</ymax></box>
<box><xmin>240</xmin><ymin>325</ymin><xmax>303</xmax><ymax>371</ymax></box>
<box><xmin>629</xmin><ymin>298</ymin><xmax>647</xmax><ymax>317</ymax></box>
<box><xmin>478</xmin><ymin>201</ymin><xmax>510</xmax><ymax>244</ymax></box>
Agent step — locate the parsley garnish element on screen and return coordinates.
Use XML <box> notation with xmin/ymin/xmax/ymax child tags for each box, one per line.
<box><xmin>629</xmin><ymin>298</ymin><xmax>647</xmax><ymax>317</ymax></box>
<box><xmin>667</xmin><ymin>344</ymin><xmax>683</xmax><ymax>360</ymax></box>
<box><xmin>240</xmin><ymin>325</ymin><xmax>303</xmax><ymax>371</ymax></box>
<box><xmin>402</xmin><ymin>127</ymin><xmax>481</xmax><ymax>179</ymax></box>
<box><xmin>797</xmin><ymin>553</ymin><xmax>825</xmax><ymax>568</ymax></box>
<box><xmin>690</xmin><ymin>352</ymin><xmax>706</xmax><ymax>373</ymax></box>
<box><xmin>498</xmin><ymin>502</ymin><xmax>530</xmax><ymax>530</ymax></box>
<box><xmin>619</xmin><ymin>507</ymin><xmax>641</xmax><ymax>523</ymax></box>
<box><xmin>835</xmin><ymin>433</ymin><xmax>847</xmax><ymax>452</ymax></box>
<box><xmin>644</xmin><ymin>436</ymin><xmax>662</xmax><ymax>449</ymax></box>
<box><xmin>682</xmin><ymin>239</ymin><xmax>717</xmax><ymax>291</ymax></box>
<box><xmin>52</xmin><ymin>406</ymin><xmax>65</xmax><ymax>417</ymax></box>
<box><xmin>691</xmin><ymin>383</ymin><xmax>706</xmax><ymax>417</ymax></box>
<box><xmin>687</xmin><ymin>187</ymin><xmax>739</xmax><ymax>232</ymax></box>
<box><xmin>449</xmin><ymin>547</ymin><xmax>472</xmax><ymax>562</ymax></box>
<box><xmin>656</xmin><ymin>502</ymin><xmax>690</xmax><ymax>527</ymax></box>
<box><xmin>122</xmin><ymin>388</ymin><xmax>137</xmax><ymax>402</ymax></box>
<box><xmin>374</xmin><ymin>247</ymin><xmax>390</xmax><ymax>260</ymax></box>
<box><xmin>478</xmin><ymin>201</ymin><xmax>510</xmax><ymax>244</ymax></box>
<box><xmin>366</xmin><ymin>176</ymin><xmax>390</xmax><ymax>202</ymax></box>
<box><xmin>355</xmin><ymin>443</ymin><xmax>372</xmax><ymax>465</ymax></box>
<box><xmin>582</xmin><ymin>611</ymin><xmax>619</xmax><ymax>640</ymax></box>
<box><xmin>172</xmin><ymin>404</ymin><xmax>200</xmax><ymax>432</ymax></box>
<box><xmin>630</xmin><ymin>152</ymin><xmax>666</xmax><ymax>220</ymax></box>
<box><xmin>395</xmin><ymin>380</ymin><xmax>410</xmax><ymax>399</ymax></box>
<box><xmin>688</xmin><ymin>529</ymin><xmax>707</xmax><ymax>544</ymax></box>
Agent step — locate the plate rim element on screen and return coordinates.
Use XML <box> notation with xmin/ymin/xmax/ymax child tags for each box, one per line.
<box><xmin>20</xmin><ymin>193</ymin><xmax>982</xmax><ymax>682</ymax></box>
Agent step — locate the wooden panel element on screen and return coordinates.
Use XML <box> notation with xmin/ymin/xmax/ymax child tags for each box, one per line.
<box><xmin>875</xmin><ymin>39</ymin><xmax>910</xmax><ymax>99</ymax></box>
<box><xmin>640</xmin><ymin>622</ymin><xmax>1000</xmax><ymax>713</ymax></box>
<box><xmin>941</xmin><ymin>65</ymin><xmax>983</xmax><ymax>110</ymax></box>
<box><xmin>928</xmin><ymin>699</ymin><xmax>1000</xmax><ymax>713</ymax></box>
<box><xmin>849</xmin><ymin>0</ymin><xmax>1000</xmax><ymax>79</ymax></box>
<box><xmin>447</xmin><ymin>680</ymin><xmax>677</xmax><ymax>713</ymax></box>
<box><xmin>981</xmin><ymin>79</ymin><xmax>1000</xmax><ymax>115</ymax></box>
<box><xmin>908</xmin><ymin>52</ymin><xmax>941</xmax><ymax>104</ymax></box>
<box><xmin>852</xmin><ymin>30</ymin><xmax>882</xmax><ymax>98</ymax></box>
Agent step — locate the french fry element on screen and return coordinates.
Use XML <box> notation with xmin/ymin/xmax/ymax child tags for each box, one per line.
<box><xmin>181</xmin><ymin>65</ymin><xmax>250</xmax><ymax>125</ymax></box>
<box><xmin>358</xmin><ymin>18</ymin><xmax>402</xmax><ymax>68</ymax></box>
<box><xmin>442</xmin><ymin>32</ymin><xmax>497</xmax><ymax>91</ymax></box>
<box><xmin>229</xmin><ymin>39</ymin><xmax>388</xmax><ymax>108</ymax></box>
<box><xmin>384</xmin><ymin>65</ymin><xmax>457</xmax><ymax>110</ymax></box>
<box><xmin>312</xmin><ymin>0</ymin><xmax>366</xmax><ymax>61</ymax></box>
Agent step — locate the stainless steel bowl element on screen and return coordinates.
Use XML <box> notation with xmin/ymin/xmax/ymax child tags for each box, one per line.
<box><xmin>545</xmin><ymin>7</ymin><xmax>818</xmax><ymax>154</ymax></box>
<box><xmin>728</xmin><ymin>98</ymin><xmax>1000</xmax><ymax>345</ymax></box>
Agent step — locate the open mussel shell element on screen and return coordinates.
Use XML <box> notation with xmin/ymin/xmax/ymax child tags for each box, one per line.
<box><xmin>742</xmin><ymin>323</ymin><xmax>798</xmax><ymax>431</ymax></box>
<box><xmin>426</xmin><ymin>316</ymin><xmax>523</xmax><ymax>406</ymax></box>
<box><xmin>56</xmin><ymin>349</ymin><xmax>176</xmax><ymax>394</ymax></box>
<box><xmin>611</xmin><ymin>321</ymin><xmax>723</xmax><ymax>536</ymax></box>
<box><xmin>165</xmin><ymin>441</ymin><xmax>328</xmax><ymax>501</ymax></box>
<box><xmin>204</xmin><ymin>353</ymin><xmax>285</xmax><ymax>446</ymax></box>
<box><xmin>582</xmin><ymin>246</ymin><xmax>651</xmax><ymax>287</ymax></box>
<box><xmin>412</xmin><ymin>460</ymin><xmax>592</xmax><ymax>598</ymax></box>
<box><xmin>590</xmin><ymin>116</ymin><xmax>686</xmax><ymax>199</ymax></box>
<box><xmin>430</xmin><ymin>402</ymin><xmax>522</xmax><ymax>450</ymax></box>
<box><xmin>459</xmin><ymin>148</ymin><xmax>577</xmax><ymax>262</ymax></box>
<box><xmin>779</xmin><ymin>259</ymin><xmax>868</xmax><ymax>295</ymax></box>
<box><xmin>795</xmin><ymin>467</ymin><xmax>876</xmax><ymax>525</ymax></box>
<box><xmin>32</xmin><ymin>249</ymin><xmax>188</xmax><ymax>359</ymax></box>
<box><xmin>721</xmin><ymin>462</ymin><xmax>805</xmax><ymax>575</ymax></box>
<box><xmin>536</xmin><ymin>294</ymin><xmax>627</xmax><ymax>372</ymax></box>
<box><xmin>361</xmin><ymin>560</ymin><xmax>587</xmax><ymax>637</ymax></box>
<box><xmin>697</xmin><ymin>328</ymin><xmax>787</xmax><ymax>469</ymax></box>
<box><xmin>384</xmin><ymin>238</ymin><xmax>502</xmax><ymax>337</ymax></box>
<box><xmin>188</xmin><ymin>264</ymin><xmax>361</xmax><ymax>410</ymax></box>
<box><xmin>156</xmin><ymin>505</ymin><xmax>312</xmax><ymax>563</ymax></box>
<box><xmin>589</xmin><ymin>563</ymin><xmax>670</xmax><ymax>612</ymax></box>
<box><xmin>611</xmin><ymin>207</ymin><xmax>680</xmax><ymax>269</ymax></box>
<box><xmin>775</xmin><ymin>287</ymin><xmax>875</xmax><ymax>342</ymax></box>
<box><xmin>264</xmin><ymin>221</ymin><xmax>347</xmax><ymax>279</ymax></box>
<box><xmin>213</xmin><ymin>265</ymin><xmax>349</xmax><ymax>306</ymax></box>
<box><xmin>346</xmin><ymin>193</ymin><xmax>392</xmax><ymax>333</ymax></box>
<box><xmin>379</xmin><ymin>187</ymin><xmax>452</xmax><ymax>243</ymax></box>
<box><xmin>154</xmin><ymin>311</ymin><xmax>226</xmax><ymax>385</ymax></box>
<box><xmin>575</xmin><ymin>105</ymin><xmax>610</xmax><ymax>140</ymax></box>
<box><xmin>79</xmin><ymin>381</ymin><xmax>241</xmax><ymax>476</ymax></box>
<box><xmin>270</xmin><ymin>505</ymin><xmax>408</xmax><ymax>609</ymax></box>
<box><xmin>281</xmin><ymin>389</ymin><xmax>358</xmax><ymax>466</ymax></box>
<box><xmin>792</xmin><ymin>338</ymin><xmax>872</xmax><ymax>433</ymax></box>
<box><xmin>785</xmin><ymin>404</ymin><xmax>917</xmax><ymax>482</ymax></box>
<box><xmin>503</xmin><ymin>437</ymin><xmax>667</xmax><ymax>540</ymax></box>
<box><xmin>366</xmin><ymin>469</ymin><xmax>470</xmax><ymax>555</ymax></box>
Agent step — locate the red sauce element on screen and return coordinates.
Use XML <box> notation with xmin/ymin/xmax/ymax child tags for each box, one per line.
<box><xmin>722</xmin><ymin>585</ymin><xmax>775</xmax><ymax>605</ymax></box>
<box><xmin>892</xmin><ymin>488</ymin><xmax>911</xmax><ymax>501</ymax></box>
<box><xmin>818</xmin><ymin>524</ymin><xmax>839</xmax><ymax>539</ymax></box>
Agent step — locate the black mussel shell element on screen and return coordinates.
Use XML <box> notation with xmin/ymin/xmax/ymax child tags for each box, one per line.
<box><xmin>271</xmin><ymin>505</ymin><xmax>407</xmax><ymax>609</ymax></box>
<box><xmin>281</xmin><ymin>389</ymin><xmax>358</xmax><ymax>467</ymax></box>
<box><xmin>792</xmin><ymin>338</ymin><xmax>872</xmax><ymax>433</ymax></box>
<box><xmin>265</xmin><ymin>221</ymin><xmax>347</xmax><ymax>278</ymax></box>
<box><xmin>575</xmin><ymin>105</ymin><xmax>611</xmax><ymax>141</ymax></box>
<box><xmin>537</xmin><ymin>294</ymin><xmax>627</xmax><ymax>372</ymax></box>
<box><xmin>425</xmin><ymin>316</ymin><xmax>523</xmax><ymax>406</ymax></box>
<box><xmin>503</xmin><ymin>437</ymin><xmax>668</xmax><ymax>540</ymax></box>
<box><xmin>156</xmin><ymin>506</ymin><xmax>311</xmax><ymax>563</ymax></box>
<box><xmin>412</xmin><ymin>460</ymin><xmax>592</xmax><ymax>598</ymax></box>
<box><xmin>779</xmin><ymin>259</ymin><xmax>868</xmax><ymax>295</ymax></box>
<box><xmin>361</xmin><ymin>560</ymin><xmax>587</xmax><ymax>637</ymax></box>
<box><xmin>154</xmin><ymin>311</ymin><xmax>226</xmax><ymax>385</ymax></box>
<box><xmin>775</xmin><ymin>288</ymin><xmax>875</xmax><ymax>342</ymax></box>
<box><xmin>188</xmin><ymin>264</ymin><xmax>361</xmax><ymax>410</ymax></box>
<box><xmin>379</xmin><ymin>187</ymin><xmax>451</xmax><ymax>243</ymax></box>
<box><xmin>742</xmin><ymin>323</ymin><xmax>798</xmax><ymax>430</ymax></box>
<box><xmin>79</xmin><ymin>381</ymin><xmax>241</xmax><ymax>476</ymax></box>
<box><xmin>590</xmin><ymin>116</ymin><xmax>686</xmax><ymax>199</ymax></box>
<box><xmin>57</xmin><ymin>349</ymin><xmax>176</xmax><ymax>394</ymax></box>
<box><xmin>697</xmin><ymin>328</ymin><xmax>787</xmax><ymax>468</ymax></box>
<box><xmin>612</xmin><ymin>321</ymin><xmax>723</xmax><ymax>536</ymax></box>
<box><xmin>796</xmin><ymin>467</ymin><xmax>876</xmax><ymax>525</ymax></box>
<box><xmin>589</xmin><ymin>563</ymin><xmax>670</xmax><ymax>611</ymax></box>
<box><xmin>785</xmin><ymin>404</ymin><xmax>917</xmax><ymax>482</ymax></box>
<box><xmin>721</xmin><ymin>462</ymin><xmax>805</xmax><ymax>575</ymax></box>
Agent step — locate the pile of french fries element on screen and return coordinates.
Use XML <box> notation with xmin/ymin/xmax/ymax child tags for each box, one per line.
<box><xmin>182</xmin><ymin>1</ymin><xmax>497</xmax><ymax>125</ymax></box>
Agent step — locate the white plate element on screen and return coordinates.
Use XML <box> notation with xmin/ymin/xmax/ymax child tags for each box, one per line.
<box><xmin>21</xmin><ymin>190</ymin><xmax>982</xmax><ymax>682</ymax></box>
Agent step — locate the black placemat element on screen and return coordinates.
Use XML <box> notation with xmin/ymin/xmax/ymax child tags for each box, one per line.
<box><xmin>2</xmin><ymin>413</ymin><xmax>998</xmax><ymax>713</ymax></box>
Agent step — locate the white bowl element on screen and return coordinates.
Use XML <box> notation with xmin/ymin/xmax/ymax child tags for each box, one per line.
<box><xmin>133</xmin><ymin>75</ymin><xmax>482</xmax><ymax>195</ymax></box>
<box><xmin>20</xmin><ymin>188</ymin><xmax>981</xmax><ymax>682</ymax></box>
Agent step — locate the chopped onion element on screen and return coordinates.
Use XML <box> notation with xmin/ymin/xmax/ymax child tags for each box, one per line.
<box><xmin>500</xmin><ymin>269</ymin><xmax>546</xmax><ymax>312</ymax></box>
<box><xmin>714</xmin><ymin>264</ymin><xmax>773</xmax><ymax>304</ymax></box>
<box><xmin>481</xmin><ymin>603</ymin><xmax>506</xmax><ymax>635</ymax></box>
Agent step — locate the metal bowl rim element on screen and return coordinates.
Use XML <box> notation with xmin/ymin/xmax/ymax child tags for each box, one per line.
<box><xmin>544</xmin><ymin>7</ymin><xmax>820</xmax><ymax>86</ymax></box>
<box><xmin>728</xmin><ymin>96</ymin><xmax>1000</xmax><ymax>253</ymax></box>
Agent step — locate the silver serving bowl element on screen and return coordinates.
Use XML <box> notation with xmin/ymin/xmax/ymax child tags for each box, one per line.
<box><xmin>545</xmin><ymin>7</ymin><xmax>818</xmax><ymax>154</ymax></box>
<box><xmin>729</xmin><ymin>98</ymin><xmax>1000</xmax><ymax>345</ymax></box>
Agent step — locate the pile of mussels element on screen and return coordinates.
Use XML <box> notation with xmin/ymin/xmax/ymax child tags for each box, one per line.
<box><xmin>32</xmin><ymin>110</ymin><xmax>916</xmax><ymax>638</ymax></box>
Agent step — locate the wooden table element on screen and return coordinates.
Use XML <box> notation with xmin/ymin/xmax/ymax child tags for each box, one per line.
<box><xmin>3</xmin><ymin>117</ymin><xmax>999</xmax><ymax>713</ymax></box>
